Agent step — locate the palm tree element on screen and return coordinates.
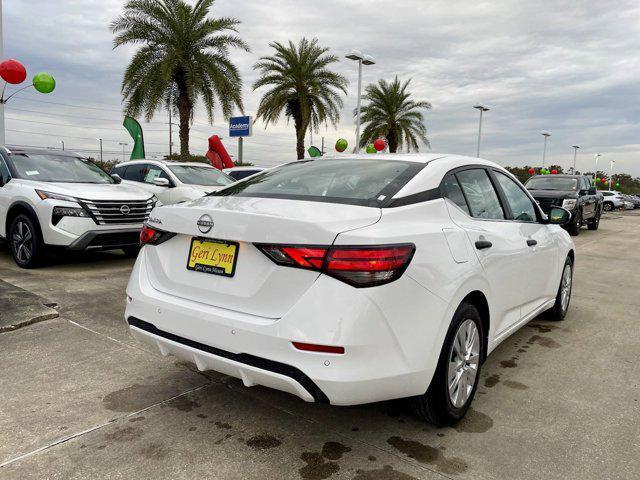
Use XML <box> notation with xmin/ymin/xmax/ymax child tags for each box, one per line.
<box><xmin>253</xmin><ymin>38</ymin><xmax>348</xmax><ymax>159</ymax></box>
<box><xmin>358</xmin><ymin>77</ymin><xmax>431</xmax><ymax>152</ymax></box>
<box><xmin>111</xmin><ymin>0</ymin><xmax>249</xmax><ymax>160</ymax></box>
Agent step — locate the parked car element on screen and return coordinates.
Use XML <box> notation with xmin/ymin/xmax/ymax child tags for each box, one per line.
<box><xmin>111</xmin><ymin>160</ymin><xmax>235</xmax><ymax>205</ymax></box>
<box><xmin>620</xmin><ymin>194</ymin><xmax>640</xmax><ymax>209</ymax></box>
<box><xmin>524</xmin><ymin>174</ymin><xmax>602</xmax><ymax>236</ymax></box>
<box><xmin>599</xmin><ymin>190</ymin><xmax>626</xmax><ymax>211</ymax></box>
<box><xmin>223</xmin><ymin>166</ymin><xmax>267</xmax><ymax>181</ymax></box>
<box><xmin>0</xmin><ymin>146</ymin><xmax>155</xmax><ymax>268</ymax></box>
<box><xmin>125</xmin><ymin>154</ymin><xmax>574</xmax><ymax>425</ymax></box>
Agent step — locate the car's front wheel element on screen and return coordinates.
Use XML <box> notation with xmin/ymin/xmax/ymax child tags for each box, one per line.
<box><xmin>603</xmin><ymin>202</ymin><xmax>613</xmax><ymax>212</ymax></box>
<box><xmin>587</xmin><ymin>206</ymin><xmax>601</xmax><ymax>230</ymax></box>
<box><xmin>545</xmin><ymin>256</ymin><xmax>573</xmax><ymax>321</ymax></box>
<box><xmin>9</xmin><ymin>214</ymin><xmax>43</xmax><ymax>268</ymax></box>
<box><xmin>411</xmin><ymin>303</ymin><xmax>483</xmax><ymax>425</ymax></box>
<box><xmin>567</xmin><ymin>209</ymin><xmax>582</xmax><ymax>236</ymax></box>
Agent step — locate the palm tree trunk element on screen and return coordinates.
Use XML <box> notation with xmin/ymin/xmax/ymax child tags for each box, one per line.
<box><xmin>387</xmin><ymin>129</ymin><xmax>399</xmax><ymax>153</ymax></box>
<box><xmin>175</xmin><ymin>69</ymin><xmax>191</xmax><ymax>161</ymax></box>
<box><xmin>295</xmin><ymin>117</ymin><xmax>306</xmax><ymax>160</ymax></box>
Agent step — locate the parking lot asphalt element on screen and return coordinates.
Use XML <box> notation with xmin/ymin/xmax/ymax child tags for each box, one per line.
<box><xmin>0</xmin><ymin>212</ymin><xmax>639</xmax><ymax>480</ymax></box>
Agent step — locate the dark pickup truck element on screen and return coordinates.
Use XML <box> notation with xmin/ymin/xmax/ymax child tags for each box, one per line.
<box><xmin>524</xmin><ymin>174</ymin><xmax>603</xmax><ymax>236</ymax></box>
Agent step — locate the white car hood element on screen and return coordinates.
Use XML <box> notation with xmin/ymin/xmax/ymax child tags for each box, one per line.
<box><xmin>39</xmin><ymin>182</ymin><xmax>153</xmax><ymax>201</ymax></box>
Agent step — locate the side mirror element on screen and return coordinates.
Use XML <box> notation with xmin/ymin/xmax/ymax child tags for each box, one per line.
<box><xmin>153</xmin><ymin>177</ymin><xmax>171</xmax><ymax>187</ymax></box>
<box><xmin>588</xmin><ymin>187</ymin><xmax>597</xmax><ymax>195</ymax></box>
<box><xmin>548</xmin><ymin>207</ymin><xmax>571</xmax><ymax>225</ymax></box>
<box><xmin>111</xmin><ymin>173</ymin><xmax>122</xmax><ymax>184</ymax></box>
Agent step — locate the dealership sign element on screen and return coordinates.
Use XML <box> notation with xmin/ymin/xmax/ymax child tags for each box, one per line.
<box><xmin>229</xmin><ymin>116</ymin><xmax>253</xmax><ymax>137</ymax></box>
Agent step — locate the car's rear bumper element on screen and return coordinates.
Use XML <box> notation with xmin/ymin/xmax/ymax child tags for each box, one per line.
<box><xmin>125</xmin><ymin>247</ymin><xmax>450</xmax><ymax>405</ymax></box>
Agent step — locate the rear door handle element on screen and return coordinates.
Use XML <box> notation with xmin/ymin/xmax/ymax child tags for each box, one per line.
<box><xmin>527</xmin><ymin>239</ymin><xmax>538</xmax><ymax>247</ymax></box>
<box><xmin>475</xmin><ymin>240</ymin><xmax>493</xmax><ymax>250</ymax></box>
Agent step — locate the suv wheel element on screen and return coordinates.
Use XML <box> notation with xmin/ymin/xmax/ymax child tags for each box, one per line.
<box><xmin>587</xmin><ymin>206</ymin><xmax>601</xmax><ymax>230</ymax></box>
<box><xmin>567</xmin><ymin>209</ymin><xmax>582</xmax><ymax>236</ymax></box>
<box><xmin>603</xmin><ymin>202</ymin><xmax>613</xmax><ymax>212</ymax></box>
<box><xmin>545</xmin><ymin>256</ymin><xmax>573</xmax><ymax>321</ymax></box>
<box><xmin>9</xmin><ymin>214</ymin><xmax>43</xmax><ymax>268</ymax></box>
<box><xmin>411</xmin><ymin>303</ymin><xmax>483</xmax><ymax>425</ymax></box>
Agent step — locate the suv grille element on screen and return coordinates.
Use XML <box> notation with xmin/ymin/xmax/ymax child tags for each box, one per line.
<box><xmin>79</xmin><ymin>198</ymin><xmax>155</xmax><ymax>225</ymax></box>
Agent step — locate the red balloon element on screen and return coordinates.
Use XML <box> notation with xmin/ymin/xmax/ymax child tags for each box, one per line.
<box><xmin>0</xmin><ymin>59</ymin><xmax>27</xmax><ymax>84</ymax></box>
<box><xmin>373</xmin><ymin>138</ymin><xmax>385</xmax><ymax>152</ymax></box>
<box><xmin>601</xmin><ymin>178</ymin><xmax>607</xmax><ymax>184</ymax></box>
<box><xmin>528</xmin><ymin>168</ymin><xmax>535</xmax><ymax>175</ymax></box>
<box><xmin>551</xmin><ymin>169</ymin><xmax>558</xmax><ymax>174</ymax></box>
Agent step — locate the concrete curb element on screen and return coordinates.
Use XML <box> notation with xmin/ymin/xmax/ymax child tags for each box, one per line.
<box><xmin>0</xmin><ymin>279</ymin><xmax>59</xmax><ymax>333</ymax></box>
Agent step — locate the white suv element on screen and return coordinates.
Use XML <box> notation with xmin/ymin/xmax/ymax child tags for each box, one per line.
<box><xmin>111</xmin><ymin>160</ymin><xmax>235</xmax><ymax>205</ymax></box>
<box><xmin>0</xmin><ymin>147</ymin><xmax>156</xmax><ymax>268</ymax></box>
<box><xmin>600</xmin><ymin>190</ymin><xmax>625</xmax><ymax>211</ymax></box>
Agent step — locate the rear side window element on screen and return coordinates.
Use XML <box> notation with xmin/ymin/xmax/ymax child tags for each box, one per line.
<box><xmin>122</xmin><ymin>164</ymin><xmax>146</xmax><ymax>182</ymax></box>
<box><xmin>493</xmin><ymin>171</ymin><xmax>537</xmax><ymax>222</ymax></box>
<box><xmin>229</xmin><ymin>170</ymin><xmax>261</xmax><ymax>180</ymax></box>
<box><xmin>0</xmin><ymin>158</ymin><xmax>10</xmax><ymax>184</ymax></box>
<box><xmin>442</xmin><ymin>175</ymin><xmax>469</xmax><ymax>214</ymax></box>
<box><xmin>213</xmin><ymin>159</ymin><xmax>425</xmax><ymax>207</ymax></box>
<box><xmin>456</xmin><ymin>169</ymin><xmax>505</xmax><ymax>220</ymax></box>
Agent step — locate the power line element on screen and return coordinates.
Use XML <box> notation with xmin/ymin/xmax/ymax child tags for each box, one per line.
<box><xmin>11</xmin><ymin>96</ymin><xmax>124</xmax><ymax>112</ymax></box>
<box><xmin>6</xmin><ymin>128</ymin><xmax>167</xmax><ymax>145</ymax></box>
<box><xmin>5</xmin><ymin>116</ymin><xmax>167</xmax><ymax>132</ymax></box>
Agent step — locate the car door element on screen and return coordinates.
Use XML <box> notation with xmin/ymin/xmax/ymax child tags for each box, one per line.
<box><xmin>580</xmin><ymin>177</ymin><xmax>595</xmax><ymax>219</ymax></box>
<box><xmin>444</xmin><ymin>168</ymin><xmax>530</xmax><ymax>336</ymax></box>
<box><xmin>491</xmin><ymin>169</ymin><xmax>559</xmax><ymax>319</ymax></box>
<box><xmin>0</xmin><ymin>156</ymin><xmax>11</xmax><ymax>237</ymax></box>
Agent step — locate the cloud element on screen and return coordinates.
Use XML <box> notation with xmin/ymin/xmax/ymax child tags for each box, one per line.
<box><xmin>3</xmin><ymin>0</ymin><xmax>639</xmax><ymax>175</ymax></box>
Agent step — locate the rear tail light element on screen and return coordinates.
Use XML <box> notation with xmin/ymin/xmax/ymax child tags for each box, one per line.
<box><xmin>140</xmin><ymin>225</ymin><xmax>176</xmax><ymax>246</ymax></box>
<box><xmin>292</xmin><ymin>342</ymin><xmax>345</xmax><ymax>354</ymax></box>
<box><xmin>256</xmin><ymin>243</ymin><xmax>415</xmax><ymax>287</ymax></box>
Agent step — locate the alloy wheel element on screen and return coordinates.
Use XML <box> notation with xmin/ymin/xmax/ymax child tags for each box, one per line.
<box><xmin>447</xmin><ymin>319</ymin><xmax>480</xmax><ymax>408</ymax></box>
<box><xmin>560</xmin><ymin>263</ymin><xmax>572</xmax><ymax>314</ymax></box>
<box><xmin>12</xmin><ymin>221</ymin><xmax>33</xmax><ymax>264</ymax></box>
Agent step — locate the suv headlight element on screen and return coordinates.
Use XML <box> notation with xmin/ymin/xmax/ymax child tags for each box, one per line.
<box><xmin>562</xmin><ymin>199</ymin><xmax>577</xmax><ymax>210</ymax></box>
<box><xmin>36</xmin><ymin>190</ymin><xmax>78</xmax><ymax>202</ymax></box>
<box><xmin>52</xmin><ymin>206</ymin><xmax>89</xmax><ymax>225</ymax></box>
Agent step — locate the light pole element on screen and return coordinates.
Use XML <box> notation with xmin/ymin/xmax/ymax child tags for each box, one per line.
<box><xmin>540</xmin><ymin>131</ymin><xmax>551</xmax><ymax>168</ymax></box>
<box><xmin>97</xmin><ymin>138</ymin><xmax>103</xmax><ymax>161</ymax></box>
<box><xmin>0</xmin><ymin>0</ymin><xmax>5</xmax><ymax>146</ymax></box>
<box><xmin>59</xmin><ymin>140</ymin><xmax>65</xmax><ymax>151</ymax></box>
<box><xmin>609</xmin><ymin>160</ymin><xmax>615</xmax><ymax>190</ymax></box>
<box><xmin>571</xmin><ymin>145</ymin><xmax>579</xmax><ymax>172</ymax></box>
<box><xmin>119</xmin><ymin>142</ymin><xmax>128</xmax><ymax>162</ymax></box>
<box><xmin>346</xmin><ymin>49</ymin><xmax>375</xmax><ymax>153</ymax></box>
<box><xmin>473</xmin><ymin>104</ymin><xmax>489</xmax><ymax>157</ymax></box>
<box><xmin>593</xmin><ymin>153</ymin><xmax>601</xmax><ymax>187</ymax></box>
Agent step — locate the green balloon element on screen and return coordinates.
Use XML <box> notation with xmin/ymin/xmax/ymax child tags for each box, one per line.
<box><xmin>335</xmin><ymin>138</ymin><xmax>348</xmax><ymax>152</ymax></box>
<box><xmin>615</xmin><ymin>182</ymin><xmax>620</xmax><ymax>187</ymax></box>
<box><xmin>307</xmin><ymin>146</ymin><xmax>322</xmax><ymax>157</ymax></box>
<box><xmin>365</xmin><ymin>143</ymin><xmax>376</xmax><ymax>154</ymax></box>
<box><xmin>33</xmin><ymin>72</ymin><xmax>55</xmax><ymax>94</ymax></box>
<box><xmin>596</xmin><ymin>177</ymin><xmax>600</xmax><ymax>183</ymax></box>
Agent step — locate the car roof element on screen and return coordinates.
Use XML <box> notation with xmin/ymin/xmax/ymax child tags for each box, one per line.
<box><xmin>3</xmin><ymin>146</ymin><xmax>84</xmax><ymax>158</ymax></box>
<box><xmin>114</xmin><ymin>159</ymin><xmax>215</xmax><ymax>168</ymax></box>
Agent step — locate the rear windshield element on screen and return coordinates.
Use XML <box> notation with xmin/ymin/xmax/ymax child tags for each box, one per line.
<box><xmin>212</xmin><ymin>159</ymin><xmax>425</xmax><ymax>207</ymax></box>
<box><xmin>524</xmin><ymin>176</ymin><xmax>578</xmax><ymax>191</ymax></box>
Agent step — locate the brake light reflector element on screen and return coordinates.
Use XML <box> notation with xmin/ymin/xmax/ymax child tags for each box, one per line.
<box><xmin>292</xmin><ymin>342</ymin><xmax>345</xmax><ymax>354</ymax></box>
<box><xmin>140</xmin><ymin>225</ymin><xmax>158</xmax><ymax>245</ymax></box>
<box><xmin>256</xmin><ymin>243</ymin><xmax>415</xmax><ymax>287</ymax></box>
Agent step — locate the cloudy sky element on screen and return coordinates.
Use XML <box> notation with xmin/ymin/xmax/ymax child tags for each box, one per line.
<box><xmin>3</xmin><ymin>0</ymin><xmax>640</xmax><ymax>175</ymax></box>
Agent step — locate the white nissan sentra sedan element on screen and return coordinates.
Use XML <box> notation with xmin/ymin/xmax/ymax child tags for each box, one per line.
<box><xmin>125</xmin><ymin>154</ymin><xmax>574</xmax><ymax>425</ymax></box>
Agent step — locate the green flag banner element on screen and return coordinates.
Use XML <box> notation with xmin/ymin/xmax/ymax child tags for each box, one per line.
<box><xmin>123</xmin><ymin>116</ymin><xmax>145</xmax><ymax>159</ymax></box>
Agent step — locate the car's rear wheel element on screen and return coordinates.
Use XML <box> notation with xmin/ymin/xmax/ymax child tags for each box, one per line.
<box><xmin>603</xmin><ymin>202</ymin><xmax>613</xmax><ymax>212</ymax></box>
<box><xmin>545</xmin><ymin>256</ymin><xmax>573</xmax><ymax>321</ymax></box>
<box><xmin>411</xmin><ymin>303</ymin><xmax>483</xmax><ymax>426</ymax></box>
<box><xmin>567</xmin><ymin>209</ymin><xmax>581</xmax><ymax>236</ymax></box>
<box><xmin>587</xmin><ymin>206</ymin><xmax>601</xmax><ymax>230</ymax></box>
<box><xmin>9</xmin><ymin>214</ymin><xmax>43</xmax><ymax>268</ymax></box>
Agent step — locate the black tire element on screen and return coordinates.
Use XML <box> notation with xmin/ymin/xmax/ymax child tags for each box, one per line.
<box><xmin>411</xmin><ymin>303</ymin><xmax>483</xmax><ymax>426</ymax></box>
<box><xmin>603</xmin><ymin>202</ymin><xmax>613</xmax><ymax>212</ymax></box>
<box><xmin>587</xmin><ymin>206</ymin><xmax>601</xmax><ymax>230</ymax></box>
<box><xmin>567</xmin><ymin>209</ymin><xmax>582</xmax><ymax>236</ymax></box>
<box><xmin>122</xmin><ymin>246</ymin><xmax>141</xmax><ymax>258</ymax></box>
<box><xmin>545</xmin><ymin>256</ymin><xmax>573</xmax><ymax>321</ymax></box>
<box><xmin>9</xmin><ymin>214</ymin><xmax>43</xmax><ymax>268</ymax></box>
